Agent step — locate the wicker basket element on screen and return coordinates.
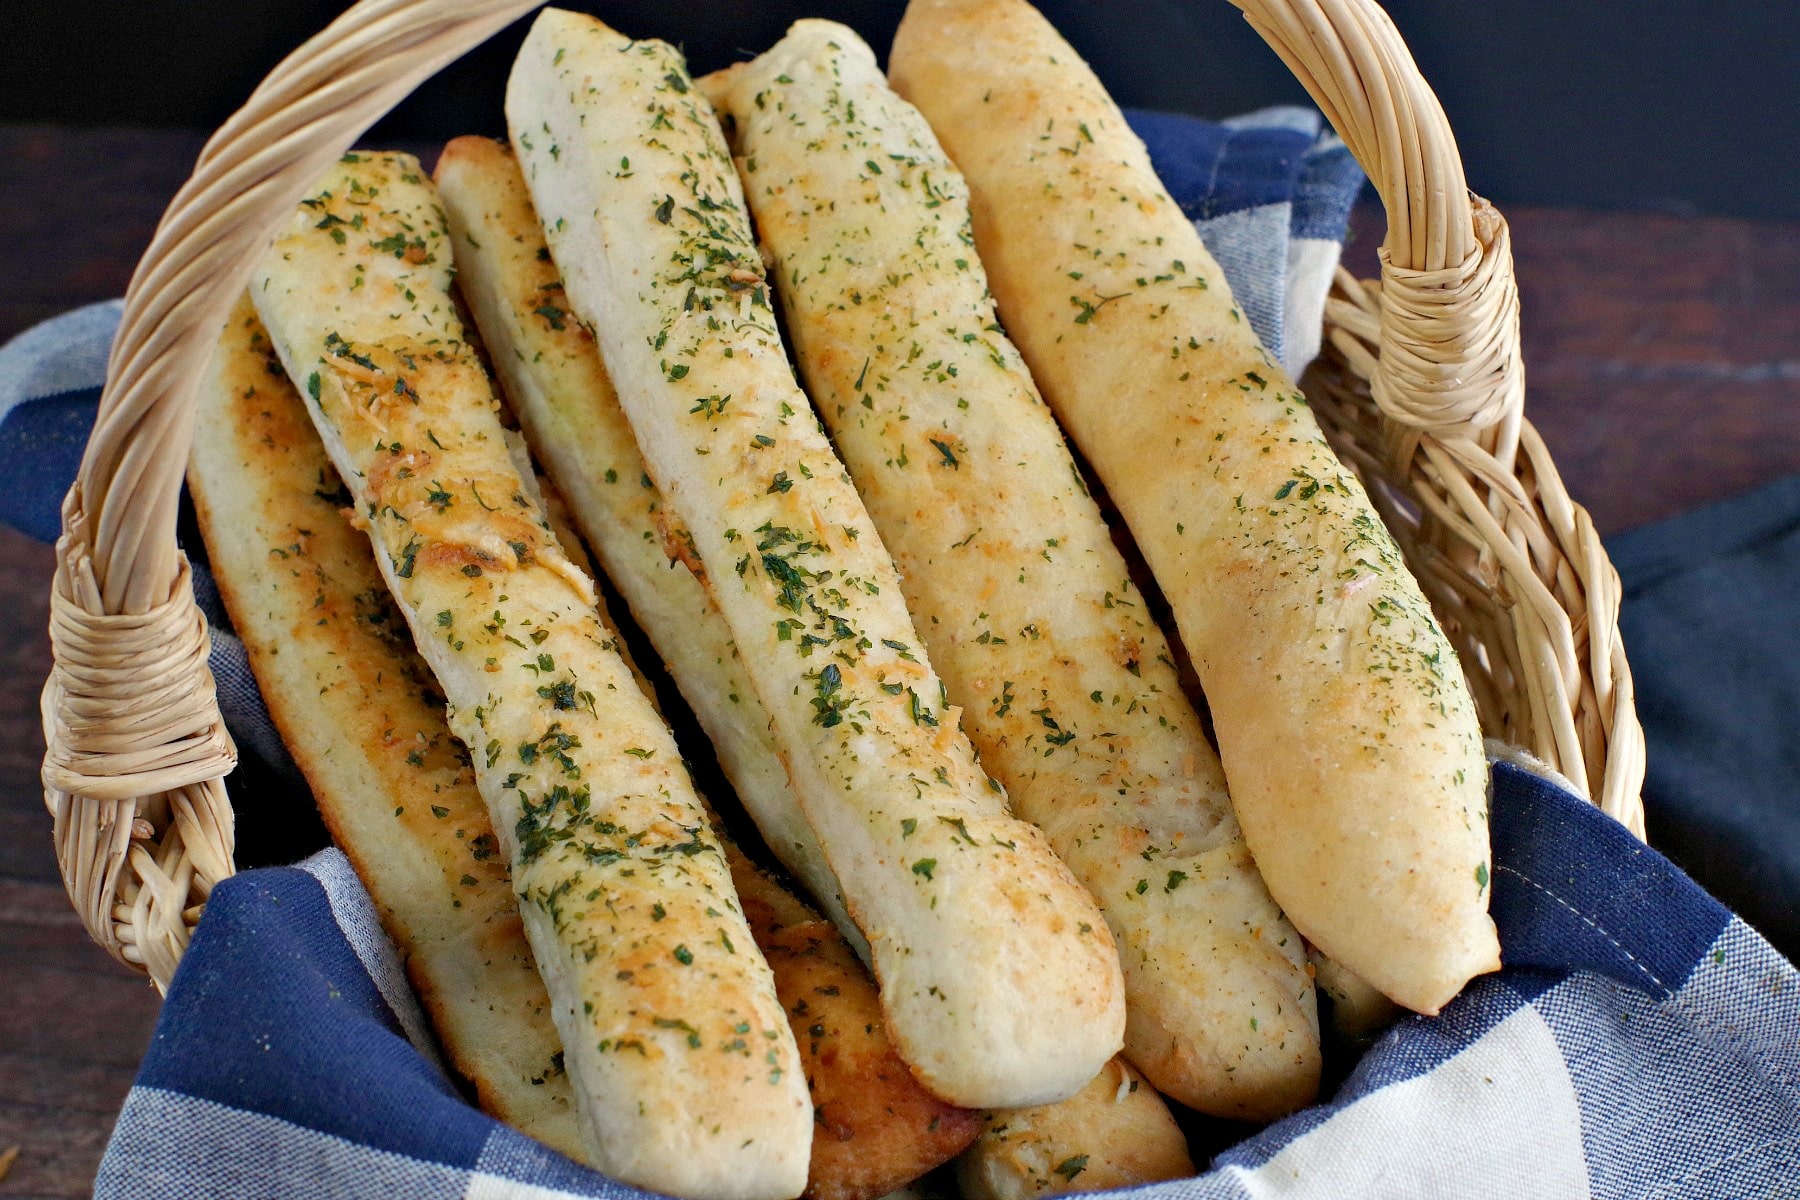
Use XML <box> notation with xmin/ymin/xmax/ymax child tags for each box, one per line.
<box><xmin>38</xmin><ymin>0</ymin><xmax>1645</xmax><ymax>992</ymax></box>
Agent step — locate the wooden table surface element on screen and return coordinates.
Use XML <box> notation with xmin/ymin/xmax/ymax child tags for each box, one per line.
<box><xmin>1</xmin><ymin>124</ymin><xmax>1796</xmax><ymax>1198</ymax></box>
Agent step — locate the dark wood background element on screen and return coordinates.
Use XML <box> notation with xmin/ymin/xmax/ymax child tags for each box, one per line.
<box><xmin>0</xmin><ymin>124</ymin><xmax>1795</xmax><ymax>1197</ymax></box>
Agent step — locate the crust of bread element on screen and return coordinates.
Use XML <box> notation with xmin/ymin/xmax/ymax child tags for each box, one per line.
<box><xmin>506</xmin><ymin>8</ymin><xmax>1125</xmax><ymax>1110</ymax></box>
<box><xmin>250</xmin><ymin>152</ymin><xmax>810</xmax><ymax>1200</ymax></box>
<box><xmin>189</xmin><ymin>295</ymin><xmax>587</xmax><ymax>1158</ymax></box>
<box><xmin>433</xmin><ymin>134</ymin><xmax>859</xmax><ymax>950</ymax></box>
<box><xmin>957</xmin><ymin>1058</ymin><xmax>1193</xmax><ymax>1200</ymax></box>
<box><xmin>1311</xmin><ymin>950</ymin><xmax>1403</xmax><ymax>1043</ymax></box>
<box><xmin>714</xmin><ymin>21</ymin><xmax>1319</xmax><ymax>1120</ymax></box>
<box><xmin>437</xmin><ymin>136</ymin><xmax>982</xmax><ymax>1196</ymax></box>
<box><xmin>733</xmin><ymin>859</ymin><xmax>983</xmax><ymax>1200</ymax></box>
<box><xmin>889</xmin><ymin>0</ymin><xmax>1499</xmax><ymax>1015</ymax></box>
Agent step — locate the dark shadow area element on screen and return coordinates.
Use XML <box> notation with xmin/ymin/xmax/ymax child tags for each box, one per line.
<box><xmin>5</xmin><ymin>1</ymin><xmax>1793</xmax><ymax>219</ymax></box>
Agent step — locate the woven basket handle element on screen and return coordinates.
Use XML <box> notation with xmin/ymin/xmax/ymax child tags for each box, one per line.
<box><xmin>42</xmin><ymin>0</ymin><xmax>543</xmax><ymax>988</ymax></box>
<box><xmin>41</xmin><ymin>0</ymin><xmax>1637</xmax><ymax>990</ymax></box>
<box><xmin>1232</xmin><ymin>0</ymin><xmax>1523</xmax><ymax>438</ymax></box>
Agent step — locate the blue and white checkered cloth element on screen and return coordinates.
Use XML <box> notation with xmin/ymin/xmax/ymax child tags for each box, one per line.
<box><xmin>4</xmin><ymin>109</ymin><xmax>1796</xmax><ymax>1198</ymax></box>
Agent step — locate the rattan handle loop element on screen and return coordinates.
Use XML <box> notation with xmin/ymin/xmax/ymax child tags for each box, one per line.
<box><xmin>45</xmin><ymin>555</ymin><xmax>233</xmax><ymax>801</ymax></box>
<box><xmin>1233</xmin><ymin>0</ymin><xmax>1524</xmax><ymax>441</ymax></box>
<box><xmin>1370</xmin><ymin>199</ymin><xmax>1524</xmax><ymax>436</ymax></box>
<box><xmin>41</xmin><ymin>0</ymin><xmax>545</xmax><ymax>987</ymax></box>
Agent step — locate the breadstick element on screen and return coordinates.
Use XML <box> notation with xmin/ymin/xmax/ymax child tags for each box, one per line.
<box><xmin>250</xmin><ymin>152</ymin><xmax>810</xmax><ymax>1200</ymax></box>
<box><xmin>436</xmin><ymin>136</ymin><xmax>982</xmax><ymax>1198</ymax></box>
<box><xmin>1311</xmin><ymin>951</ymin><xmax>1402</xmax><ymax>1044</ymax></box>
<box><xmin>433</xmin><ymin>135</ymin><xmax>859</xmax><ymax>952</ymax></box>
<box><xmin>507</xmin><ymin>9</ymin><xmax>1124</xmax><ymax>1107</ymax></box>
<box><xmin>710</xmin><ymin>22</ymin><xmax>1317</xmax><ymax>1119</ymax></box>
<box><xmin>200</xmin><ymin>295</ymin><xmax>969</xmax><ymax>1199</ymax></box>
<box><xmin>734</xmin><ymin>858</ymin><xmax>983</xmax><ymax>1200</ymax></box>
<box><xmin>958</xmin><ymin>1058</ymin><xmax>1193</xmax><ymax>1200</ymax></box>
<box><xmin>890</xmin><ymin>0</ymin><xmax>1498</xmax><ymax>1015</ymax></box>
<box><xmin>190</xmin><ymin>295</ymin><xmax>586</xmax><ymax>1159</ymax></box>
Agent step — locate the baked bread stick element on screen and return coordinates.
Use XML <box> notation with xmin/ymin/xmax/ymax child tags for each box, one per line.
<box><xmin>199</xmin><ymin>295</ymin><xmax>972</xmax><ymax>1195</ymax></box>
<box><xmin>598</xmin><ymin>537</ymin><xmax>983</xmax><ymax>1200</ymax></box>
<box><xmin>1312</xmin><ymin>950</ymin><xmax>1402</xmax><ymax>1044</ymax></box>
<box><xmin>507</xmin><ymin>9</ymin><xmax>1125</xmax><ymax>1107</ymax></box>
<box><xmin>190</xmin><ymin>295</ymin><xmax>586</xmax><ymax>1159</ymax></box>
<box><xmin>434</xmin><ymin>135</ymin><xmax>858</xmax><ymax>953</ymax></box>
<box><xmin>436</xmin><ymin>136</ymin><xmax>982</xmax><ymax>1197</ymax></box>
<box><xmin>198</xmin><ymin>312</ymin><xmax>959</xmax><ymax>1192</ymax></box>
<box><xmin>712</xmin><ymin>22</ymin><xmax>1319</xmax><ymax>1119</ymax></box>
<box><xmin>959</xmin><ymin>1058</ymin><xmax>1193</xmax><ymax>1200</ymax></box>
<box><xmin>890</xmin><ymin>0</ymin><xmax>1498</xmax><ymax>1015</ymax></box>
<box><xmin>735</xmin><ymin>858</ymin><xmax>983</xmax><ymax>1200</ymax></box>
<box><xmin>250</xmin><ymin>152</ymin><xmax>810</xmax><ymax>1200</ymax></box>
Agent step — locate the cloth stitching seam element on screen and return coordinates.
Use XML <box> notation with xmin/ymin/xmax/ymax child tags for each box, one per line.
<box><xmin>1662</xmin><ymin>969</ymin><xmax>1800</xmax><ymax>1095</ymax></box>
<box><xmin>1641</xmin><ymin>1134</ymin><xmax>1800</xmax><ymax>1200</ymax></box>
<box><xmin>1200</xmin><ymin>126</ymin><xmax>1234</xmax><ymax>222</ymax></box>
<box><xmin>1494</xmin><ymin>863</ymin><xmax>1667</xmax><ymax>992</ymax></box>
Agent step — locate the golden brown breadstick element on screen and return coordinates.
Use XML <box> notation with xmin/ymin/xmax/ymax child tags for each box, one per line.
<box><xmin>1311</xmin><ymin>950</ymin><xmax>1403</xmax><ymax>1044</ymax></box>
<box><xmin>190</xmin><ymin>295</ymin><xmax>587</xmax><ymax>1159</ymax></box>
<box><xmin>251</xmin><ymin>151</ymin><xmax>810</xmax><ymax>1200</ymax></box>
<box><xmin>736</xmin><ymin>860</ymin><xmax>983</xmax><ymax>1200</ymax></box>
<box><xmin>436</xmin><ymin>135</ymin><xmax>983</xmax><ymax>1199</ymax></box>
<box><xmin>198</xmin><ymin>293</ymin><xmax>972</xmax><ymax>1196</ymax></box>
<box><xmin>433</xmin><ymin>134</ymin><xmax>859</xmax><ymax>953</ymax></box>
<box><xmin>507</xmin><ymin>8</ymin><xmax>1125</xmax><ymax>1108</ymax></box>
<box><xmin>710</xmin><ymin>22</ymin><xmax>1317</xmax><ymax>1119</ymax></box>
<box><xmin>890</xmin><ymin>0</ymin><xmax>1498</xmax><ymax>1015</ymax></box>
<box><xmin>958</xmin><ymin>1058</ymin><xmax>1193</xmax><ymax>1200</ymax></box>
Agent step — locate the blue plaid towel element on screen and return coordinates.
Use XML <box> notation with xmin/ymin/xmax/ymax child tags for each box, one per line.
<box><xmin>3</xmin><ymin>109</ymin><xmax>1795</xmax><ymax>1198</ymax></box>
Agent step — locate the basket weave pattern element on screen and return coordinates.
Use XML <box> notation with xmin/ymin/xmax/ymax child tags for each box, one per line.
<box><xmin>40</xmin><ymin>0</ymin><xmax>1644</xmax><ymax>991</ymax></box>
